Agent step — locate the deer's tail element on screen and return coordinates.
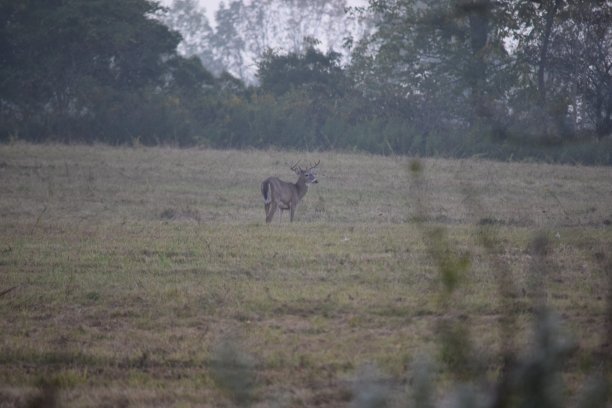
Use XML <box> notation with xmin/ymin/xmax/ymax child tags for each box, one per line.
<box><xmin>261</xmin><ymin>179</ymin><xmax>272</xmax><ymax>204</ymax></box>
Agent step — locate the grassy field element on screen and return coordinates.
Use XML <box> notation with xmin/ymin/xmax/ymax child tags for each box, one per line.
<box><xmin>0</xmin><ymin>143</ymin><xmax>611</xmax><ymax>407</ymax></box>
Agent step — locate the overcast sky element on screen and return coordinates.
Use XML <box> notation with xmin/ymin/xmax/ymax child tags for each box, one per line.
<box><xmin>197</xmin><ymin>0</ymin><xmax>223</xmax><ymax>24</ymax></box>
<box><xmin>158</xmin><ymin>0</ymin><xmax>221</xmax><ymax>24</ymax></box>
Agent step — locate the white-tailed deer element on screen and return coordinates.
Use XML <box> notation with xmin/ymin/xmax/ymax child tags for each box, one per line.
<box><xmin>261</xmin><ymin>160</ymin><xmax>320</xmax><ymax>223</ymax></box>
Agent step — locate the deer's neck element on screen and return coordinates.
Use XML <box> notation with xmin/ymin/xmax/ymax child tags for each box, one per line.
<box><xmin>295</xmin><ymin>177</ymin><xmax>308</xmax><ymax>199</ymax></box>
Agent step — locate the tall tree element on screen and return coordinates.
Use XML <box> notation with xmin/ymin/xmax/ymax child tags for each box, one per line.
<box><xmin>549</xmin><ymin>1</ymin><xmax>612</xmax><ymax>138</ymax></box>
<box><xmin>155</xmin><ymin>0</ymin><xmax>224</xmax><ymax>74</ymax></box>
<box><xmin>574</xmin><ymin>3</ymin><xmax>612</xmax><ymax>138</ymax></box>
<box><xmin>212</xmin><ymin>1</ymin><xmax>248</xmax><ymax>81</ymax></box>
<box><xmin>350</xmin><ymin>0</ymin><xmax>515</xmax><ymax>148</ymax></box>
<box><xmin>510</xmin><ymin>0</ymin><xmax>612</xmax><ymax>140</ymax></box>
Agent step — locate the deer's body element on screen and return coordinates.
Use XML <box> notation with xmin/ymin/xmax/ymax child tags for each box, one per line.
<box><xmin>261</xmin><ymin>161</ymin><xmax>319</xmax><ymax>223</ymax></box>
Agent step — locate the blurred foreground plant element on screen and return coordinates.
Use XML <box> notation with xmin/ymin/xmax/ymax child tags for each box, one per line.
<box><xmin>209</xmin><ymin>336</ymin><xmax>256</xmax><ymax>407</ymax></box>
<box><xmin>387</xmin><ymin>159</ymin><xmax>612</xmax><ymax>408</ymax></box>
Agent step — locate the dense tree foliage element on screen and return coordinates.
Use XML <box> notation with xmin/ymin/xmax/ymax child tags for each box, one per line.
<box><xmin>349</xmin><ymin>0</ymin><xmax>612</xmax><ymax>154</ymax></box>
<box><xmin>1</xmin><ymin>0</ymin><xmax>611</xmax><ymax>164</ymax></box>
<box><xmin>0</xmin><ymin>0</ymin><xmax>219</xmax><ymax>145</ymax></box>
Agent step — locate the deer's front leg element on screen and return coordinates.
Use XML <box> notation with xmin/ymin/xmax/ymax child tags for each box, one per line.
<box><xmin>289</xmin><ymin>200</ymin><xmax>297</xmax><ymax>222</ymax></box>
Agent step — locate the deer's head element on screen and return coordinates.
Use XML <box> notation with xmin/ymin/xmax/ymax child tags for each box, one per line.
<box><xmin>289</xmin><ymin>160</ymin><xmax>319</xmax><ymax>184</ymax></box>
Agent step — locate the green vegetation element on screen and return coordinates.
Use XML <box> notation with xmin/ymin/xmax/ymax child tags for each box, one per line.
<box><xmin>0</xmin><ymin>144</ymin><xmax>610</xmax><ymax>406</ymax></box>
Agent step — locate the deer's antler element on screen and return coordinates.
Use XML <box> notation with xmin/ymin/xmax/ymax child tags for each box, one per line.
<box><xmin>287</xmin><ymin>160</ymin><xmax>301</xmax><ymax>173</ymax></box>
<box><xmin>306</xmin><ymin>160</ymin><xmax>320</xmax><ymax>171</ymax></box>
<box><xmin>287</xmin><ymin>160</ymin><xmax>318</xmax><ymax>173</ymax></box>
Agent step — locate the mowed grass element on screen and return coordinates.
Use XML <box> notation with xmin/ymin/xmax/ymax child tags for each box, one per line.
<box><xmin>0</xmin><ymin>143</ymin><xmax>610</xmax><ymax>407</ymax></box>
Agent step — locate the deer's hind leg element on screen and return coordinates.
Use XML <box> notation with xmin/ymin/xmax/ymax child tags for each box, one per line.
<box><xmin>265</xmin><ymin>202</ymin><xmax>277</xmax><ymax>224</ymax></box>
<box><xmin>264</xmin><ymin>202</ymin><xmax>271</xmax><ymax>218</ymax></box>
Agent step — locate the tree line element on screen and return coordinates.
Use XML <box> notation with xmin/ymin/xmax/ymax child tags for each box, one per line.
<box><xmin>1</xmin><ymin>0</ymin><xmax>611</xmax><ymax>164</ymax></box>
